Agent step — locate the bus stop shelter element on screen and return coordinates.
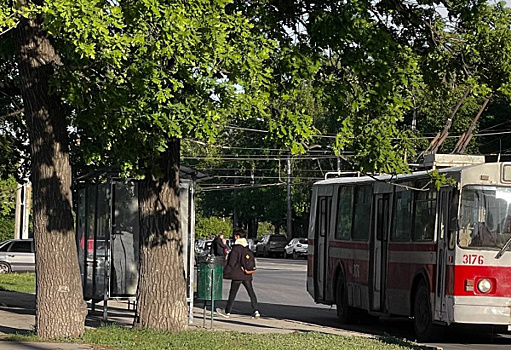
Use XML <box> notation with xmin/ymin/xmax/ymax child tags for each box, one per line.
<box><xmin>75</xmin><ymin>166</ymin><xmax>208</xmax><ymax>323</ymax></box>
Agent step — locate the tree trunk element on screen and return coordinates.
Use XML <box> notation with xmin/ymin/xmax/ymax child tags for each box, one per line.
<box><xmin>135</xmin><ymin>139</ymin><xmax>188</xmax><ymax>330</ymax></box>
<box><xmin>248</xmin><ymin>218</ymin><xmax>257</xmax><ymax>239</ymax></box>
<box><xmin>15</xmin><ymin>15</ymin><xmax>87</xmax><ymax>338</ymax></box>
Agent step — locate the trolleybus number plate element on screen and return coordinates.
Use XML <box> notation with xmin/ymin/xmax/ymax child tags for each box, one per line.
<box><xmin>462</xmin><ymin>254</ymin><xmax>484</xmax><ymax>265</ymax></box>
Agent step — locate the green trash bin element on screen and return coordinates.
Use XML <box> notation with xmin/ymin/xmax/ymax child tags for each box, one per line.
<box><xmin>197</xmin><ymin>257</ymin><xmax>223</xmax><ymax>301</ymax></box>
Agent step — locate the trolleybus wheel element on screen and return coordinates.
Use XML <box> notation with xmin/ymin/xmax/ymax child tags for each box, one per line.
<box><xmin>335</xmin><ymin>274</ymin><xmax>352</xmax><ymax>323</ymax></box>
<box><xmin>413</xmin><ymin>281</ymin><xmax>436</xmax><ymax>341</ymax></box>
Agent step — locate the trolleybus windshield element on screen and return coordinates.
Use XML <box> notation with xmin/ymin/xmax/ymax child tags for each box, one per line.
<box><xmin>459</xmin><ymin>186</ymin><xmax>511</xmax><ymax>250</ymax></box>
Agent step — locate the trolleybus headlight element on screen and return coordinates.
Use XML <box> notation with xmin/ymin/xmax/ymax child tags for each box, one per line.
<box><xmin>477</xmin><ymin>278</ymin><xmax>492</xmax><ymax>293</ymax></box>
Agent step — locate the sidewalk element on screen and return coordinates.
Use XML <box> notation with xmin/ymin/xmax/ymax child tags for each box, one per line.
<box><xmin>190</xmin><ymin>305</ymin><xmax>369</xmax><ymax>337</ymax></box>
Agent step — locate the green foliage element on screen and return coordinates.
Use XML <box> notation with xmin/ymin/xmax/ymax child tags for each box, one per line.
<box><xmin>195</xmin><ymin>216</ymin><xmax>231</xmax><ymax>240</ymax></box>
<box><xmin>0</xmin><ymin>216</ymin><xmax>14</xmax><ymax>242</ymax></box>
<box><xmin>0</xmin><ymin>176</ymin><xmax>17</xmax><ymax>242</ymax></box>
<box><xmin>0</xmin><ymin>175</ymin><xmax>16</xmax><ymax>215</ymax></box>
<box><xmin>0</xmin><ymin>273</ymin><xmax>35</xmax><ymax>294</ymax></box>
<box><xmin>429</xmin><ymin>170</ymin><xmax>457</xmax><ymax>191</ymax></box>
<box><xmin>34</xmin><ymin>0</ymin><xmax>315</xmax><ymax>179</ymax></box>
<box><xmin>257</xmin><ymin>221</ymin><xmax>274</xmax><ymax>238</ymax></box>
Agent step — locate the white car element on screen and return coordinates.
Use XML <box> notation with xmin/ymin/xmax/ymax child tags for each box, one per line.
<box><xmin>284</xmin><ymin>238</ymin><xmax>308</xmax><ymax>259</ymax></box>
<box><xmin>0</xmin><ymin>239</ymin><xmax>35</xmax><ymax>273</ymax></box>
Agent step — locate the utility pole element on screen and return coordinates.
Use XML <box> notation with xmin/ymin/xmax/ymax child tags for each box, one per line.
<box><xmin>286</xmin><ymin>152</ymin><xmax>292</xmax><ymax>238</ymax></box>
<box><xmin>14</xmin><ymin>182</ymin><xmax>31</xmax><ymax>239</ymax></box>
<box><xmin>233</xmin><ymin>168</ymin><xmax>239</xmax><ymax>235</ymax></box>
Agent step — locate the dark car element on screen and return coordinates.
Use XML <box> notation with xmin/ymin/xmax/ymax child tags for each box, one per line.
<box><xmin>255</xmin><ymin>234</ymin><xmax>287</xmax><ymax>258</ymax></box>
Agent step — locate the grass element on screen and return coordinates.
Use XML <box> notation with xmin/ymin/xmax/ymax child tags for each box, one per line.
<box><xmin>0</xmin><ymin>272</ymin><xmax>35</xmax><ymax>293</ymax></box>
<box><xmin>6</xmin><ymin>326</ymin><xmax>427</xmax><ymax>350</ymax></box>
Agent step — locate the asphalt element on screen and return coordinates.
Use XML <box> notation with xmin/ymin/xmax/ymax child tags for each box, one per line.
<box><xmin>0</xmin><ymin>290</ymin><xmax>435</xmax><ymax>349</ymax></box>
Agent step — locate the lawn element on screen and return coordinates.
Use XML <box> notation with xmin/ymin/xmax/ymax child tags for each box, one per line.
<box><xmin>0</xmin><ymin>272</ymin><xmax>35</xmax><ymax>294</ymax></box>
<box><xmin>7</xmin><ymin>326</ymin><xmax>425</xmax><ymax>350</ymax></box>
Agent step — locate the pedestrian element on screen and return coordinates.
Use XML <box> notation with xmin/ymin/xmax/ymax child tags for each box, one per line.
<box><xmin>211</xmin><ymin>233</ymin><xmax>227</xmax><ymax>257</ymax></box>
<box><xmin>216</xmin><ymin>228</ymin><xmax>260</xmax><ymax>319</ymax></box>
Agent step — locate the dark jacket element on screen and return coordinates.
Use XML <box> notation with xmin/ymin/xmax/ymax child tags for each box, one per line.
<box><xmin>224</xmin><ymin>244</ymin><xmax>252</xmax><ymax>281</ymax></box>
<box><xmin>211</xmin><ymin>236</ymin><xmax>227</xmax><ymax>257</ymax></box>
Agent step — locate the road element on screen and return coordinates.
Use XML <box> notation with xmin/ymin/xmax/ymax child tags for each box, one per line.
<box><xmin>220</xmin><ymin>257</ymin><xmax>511</xmax><ymax>350</ymax></box>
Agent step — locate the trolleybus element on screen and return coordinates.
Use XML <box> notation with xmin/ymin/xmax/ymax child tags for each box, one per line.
<box><xmin>307</xmin><ymin>157</ymin><xmax>511</xmax><ymax>340</ymax></box>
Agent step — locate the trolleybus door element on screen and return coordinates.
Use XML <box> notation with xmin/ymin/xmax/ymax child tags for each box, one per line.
<box><xmin>371</xmin><ymin>193</ymin><xmax>390</xmax><ymax>312</ymax></box>
<box><xmin>434</xmin><ymin>188</ymin><xmax>451</xmax><ymax>321</ymax></box>
<box><xmin>314</xmin><ymin>195</ymin><xmax>331</xmax><ymax>302</ymax></box>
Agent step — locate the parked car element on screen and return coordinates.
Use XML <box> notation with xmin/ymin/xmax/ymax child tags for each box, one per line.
<box><xmin>255</xmin><ymin>234</ymin><xmax>287</xmax><ymax>258</ymax></box>
<box><xmin>0</xmin><ymin>238</ymin><xmax>35</xmax><ymax>273</ymax></box>
<box><xmin>247</xmin><ymin>239</ymin><xmax>258</xmax><ymax>253</ymax></box>
<box><xmin>194</xmin><ymin>239</ymin><xmax>213</xmax><ymax>264</ymax></box>
<box><xmin>285</xmin><ymin>238</ymin><xmax>308</xmax><ymax>259</ymax></box>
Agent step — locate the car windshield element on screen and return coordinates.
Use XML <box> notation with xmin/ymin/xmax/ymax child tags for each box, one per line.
<box><xmin>270</xmin><ymin>236</ymin><xmax>287</xmax><ymax>242</ymax></box>
<box><xmin>299</xmin><ymin>239</ymin><xmax>307</xmax><ymax>244</ymax></box>
<box><xmin>459</xmin><ymin>186</ymin><xmax>511</xmax><ymax>249</ymax></box>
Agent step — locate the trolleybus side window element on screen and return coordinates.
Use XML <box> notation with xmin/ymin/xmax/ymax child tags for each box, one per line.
<box><xmin>352</xmin><ymin>185</ymin><xmax>371</xmax><ymax>240</ymax></box>
<box><xmin>391</xmin><ymin>188</ymin><xmax>413</xmax><ymax>242</ymax></box>
<box><xmin>318</xmin><ymin>197</ymin><xmax>329</xmax><ymax>237</ymax></box>
<box><xmin>336</xmin><ymin>186</ymin><xmax>353</xmax><ymax>240</ymax></box>
<box><xmin>412</xmin><ymin>183</ymin><xmax>436</xmax><ymax>241</ymax></box>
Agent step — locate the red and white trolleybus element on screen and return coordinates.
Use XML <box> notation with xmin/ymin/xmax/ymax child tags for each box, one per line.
<box><xmin>307</xmin><ymin>156</ymin><xmax>511</xmax><ymax>340</ymax></box>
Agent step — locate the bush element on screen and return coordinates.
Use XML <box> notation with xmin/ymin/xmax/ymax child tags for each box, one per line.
<box><xmin>0</xmin><ymin>216</ymin><xmax>14</xmax><ymax>242</ymax></box>
<box><xmin>257</xmin><ymin>221</ymin><xmax>274</xmax><ymax>238</ymax></box>
<box><xmin>195</xmin><ymin>216</ymin><xmax>232</xmax><ymax>240</ymax></box>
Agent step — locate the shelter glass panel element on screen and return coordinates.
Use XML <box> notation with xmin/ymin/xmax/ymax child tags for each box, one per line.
<box><xmin>85</xmin><ymin>185</ymin><xmax>96</xmax><ymax>297</ymax></box>
<box><xmin>111</xmin><ymin>181</ymin><xmax>139</xmax><ymax>297</ymax></box>
<box><xmin>94</xmin><ymin>184</ymin><xmax>108</xmax><ymax>297</ymax></box>
<box><xmin>76</xmin><ymin>189</ymin><xmax>86</xmax><ymax>282</ymax></box>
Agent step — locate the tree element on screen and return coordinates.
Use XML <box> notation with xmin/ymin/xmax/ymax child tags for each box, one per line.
<box><xmin>390</xmin><ymin>1</ymin><xmax>511</xmax><ymax>156</ymax></box>
<box><xmin>0</xmin><ymin>1</ymin><xmax>87</xmax><ymax>338</ymax></box>
<box><xmin>41</xmin><ymin>0</ymin><xmax>314</xmax><ymax>330</ymax></box>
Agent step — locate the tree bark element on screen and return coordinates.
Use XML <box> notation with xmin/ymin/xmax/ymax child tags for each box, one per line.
<box><xmin>15</xmin><ymin>15</ymin><xmax>87</xmax><ymax>338</ymax></box>
<box><xmin>135</xmin><ymin>139</ymin><xmax>188</xmax><ymax>330</ymax></box>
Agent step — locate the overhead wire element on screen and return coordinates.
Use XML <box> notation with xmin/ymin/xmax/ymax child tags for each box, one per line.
<box><xmin>220</xmin><ymin>125</ymin><xmax>511</xmax><ymax>141</ymax></box>
<box><xmin>199</xmin><ymin>180</ymin><xmax>317</xmax><ymax>192</ymax></box>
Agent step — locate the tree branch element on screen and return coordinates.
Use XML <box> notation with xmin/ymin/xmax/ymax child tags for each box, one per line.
<box><xmin>0</xmin><ymin>108</ymin><xmax>24</xmax><ymax>121</ymax></box>
<box><xmin>0</xmin><ymin>20</ymin><xmax>19</xmax><ymax>37</ymax></box>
